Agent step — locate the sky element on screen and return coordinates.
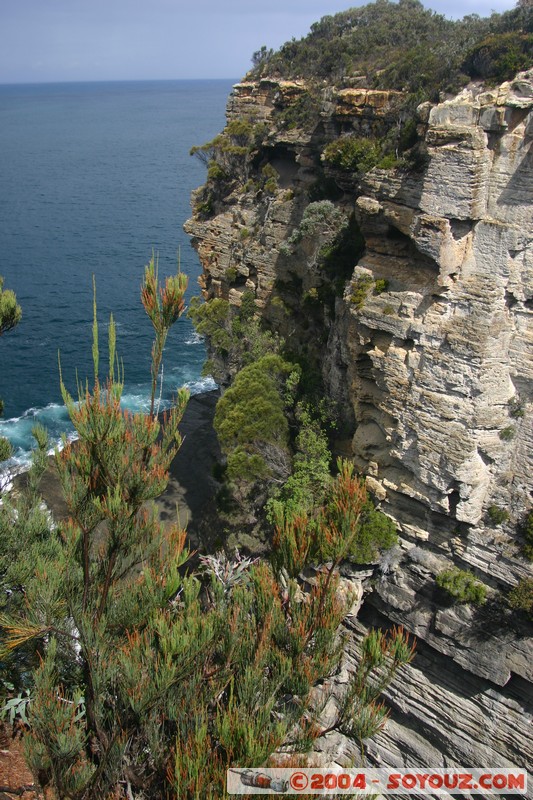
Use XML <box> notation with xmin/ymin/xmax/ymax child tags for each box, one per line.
<box><xmin>0</xmin><ymin>0</ymin><xmax>519</xmax><ymax>85</ymax></box>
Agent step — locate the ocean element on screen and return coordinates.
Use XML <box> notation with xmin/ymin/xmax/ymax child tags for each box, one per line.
<box><xmin>0</xmin><ymin>79</ymin><xmax>234</xmax><ymax>471</ymax></box>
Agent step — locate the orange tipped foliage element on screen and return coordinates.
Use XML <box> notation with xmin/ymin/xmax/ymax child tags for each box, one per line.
<box><xmin>3</xmin><ymin>261</ymin><xmax>414</xmax><ymax>799</ymax></box>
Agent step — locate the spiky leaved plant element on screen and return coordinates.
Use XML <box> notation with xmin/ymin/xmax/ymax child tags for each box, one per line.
<box><xmin>0</xmin><ymin>260</ymin><xmax>193</xmax><ymax>798</ymax></box>
<box><xmin>1</xmin><ymin>263</ymin><xmax>414</xmax><ymax>799</ymax></box>
<box><xmin>0</xmin><ymin>276</ymin><xmax>22</xmax><ymax>466</ymax></box>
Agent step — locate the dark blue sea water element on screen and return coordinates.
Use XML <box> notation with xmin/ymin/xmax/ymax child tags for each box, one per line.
<box><xmin>0</xmin><ymin>79</ymin><xmax>233</xmax><ymax>470</ymax></box>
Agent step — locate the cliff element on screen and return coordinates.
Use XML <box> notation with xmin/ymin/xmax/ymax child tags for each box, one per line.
<box><xmin>185</xmin><ymin>70</ymin><xmax>533</xmax><ymax>781</ymax></box>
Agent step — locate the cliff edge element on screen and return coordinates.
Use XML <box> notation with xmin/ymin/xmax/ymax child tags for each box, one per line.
<box><xmin>185</xmin><ymin>61</ymin><xmax>533</xmax><ymax>780</ymax></box>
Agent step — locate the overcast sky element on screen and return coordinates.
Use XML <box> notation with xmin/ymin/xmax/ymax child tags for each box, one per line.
<box><xmin>0</xmin><ymin>0</ymin><xmax>518</xmax><ymax>84</ymax></box>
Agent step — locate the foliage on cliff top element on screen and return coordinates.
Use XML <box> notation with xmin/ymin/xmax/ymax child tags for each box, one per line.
<box><xmin>249</xmin><ymin>0</ymin><xmax>533</xmax><ymax>96</ymax></box>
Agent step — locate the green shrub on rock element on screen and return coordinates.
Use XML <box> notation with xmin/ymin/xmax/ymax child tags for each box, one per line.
<box><xmin>322</xmin><ymin>137</ymin><xmax>383</xmax><ymax>174</ymax></box>
<box><xmin>436</xmin><ymin>567</ymin><xmax>487</xmax><ymax>605</ymax></box>
<box><xmin>214</xmin><ymin>354</ymin><xmax>298</xmax><ymax>490</ymax></box>
<box><xmin>507</xmin><ymin>578</ymin><xmax>533</xmax><ymax>619</ymax></box>
<box><xmin>350</xmin><ymin>275</ymin><xmax>374</xmax><ymax>309</ymax></box>
<box><xmin>487</xmin><ymin>505</ymin><xmax>510</xmax><ymax>525</ymax></box>
<box><xmin>523</xmin><ymin>509</ymin><xmax>533</xmax><ymax>561</ymax></box>
<box><xmin>272</xmin><ymin>459</ymin><xmax>397</xmax><ymax>576</ymax></box>
<box><xmin>499</xmin><ymin>425</ymin><xmax>516</xmax><ymax>441</ymax></box>
<box><xmin>463</xmin><ymin>31</ymin><xmax>533</xmax><ymax>83</ymax></box>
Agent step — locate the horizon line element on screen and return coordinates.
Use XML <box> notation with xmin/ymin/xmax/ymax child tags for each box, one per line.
<box><xmin>0</xmin><ymin>77</ymin><xmax>241</xmax><ymax>88</ymax></box>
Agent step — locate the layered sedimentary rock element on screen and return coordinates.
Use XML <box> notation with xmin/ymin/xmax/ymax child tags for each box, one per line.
<box><xmin>185</xmin><ymin>71</ymin><xmax>533</xmax><ymax>784</ymax></box>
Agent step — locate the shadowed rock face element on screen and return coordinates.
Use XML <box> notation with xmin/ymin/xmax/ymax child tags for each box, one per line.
<box><xmin>185</xmin><ymin>71</ymin><xmax>533</xmax><ymax>780</ymax></box>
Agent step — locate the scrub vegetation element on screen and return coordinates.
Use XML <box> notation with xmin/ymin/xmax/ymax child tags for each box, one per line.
<box><xmin>249</xmin><ymin>0</ymin><xmax>533</xmax><ymax>92</ymax></box>
<box><xmin>0</xmin><ymin>262</ymin><xmax>413</xmax><ymax>799</ymax></box>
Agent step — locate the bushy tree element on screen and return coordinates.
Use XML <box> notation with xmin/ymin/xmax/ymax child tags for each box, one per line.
<box><xmin>436</xmin><ymin>567</ymin><xmax>487</xmax><ymax>605</ymax></box>
<box><xmin>188</xmin><ymin>290</ymin><xmax>282</xmax><ymax>385</ymax></box>
<box><xmin>190</xmin><ymin>118</ymin><xmax>267</xmax><ymax>197</ymax></box>
<box><xmin>1</xmin><ymin>263</ymin><xmax>414</xmax><ymax>798</ymax></box>
<box><xmin>322</xmin><ymin>137</ymin><xmax>384</xmax><ymax>173</ymax></box>
<box><xmin>0</xmin><ymin>276</ymin><xmax>22</xmax><ymax>338</ymax></box>
<box><xmin>0</xmin><ymin>276</ymin><xmax>22</xmax><ymax>464</ymax></box>
<box><xmin>272</xmin><ymin>459</ymin><xmax>397</xmax><ymax>578</ymax></box>
<box><xmin>0</xmin><ymin>425</ymin><xmax>54</xmax><ymax>694</ymax></box>
<box><xmin>508</xmin><ymin>577</ymin><xmax>533</xmax><ymax>619</ymax></box>
<box><xmin>0</xmin><ymin>261</ymin><xmax>191</xmax><ymax>797</ymax></box>
<box><xmin>214</xmin><ymin>354</ymin><xmax>298</xmax><ymax>499</ymax></box>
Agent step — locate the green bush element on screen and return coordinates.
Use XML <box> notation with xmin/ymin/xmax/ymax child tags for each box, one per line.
<box><xmin>463</xmin><ymin>32</ymin><xmax>533</xmax><ymax>82</ymax></box>
<box><xmin>225</xmin><ymin>266</ymin><xmax>238</xmax><ymax>284</ymax></box>
<box><xmin>261</xmin><ymin>163</ymin><xmax>279</xmax><ymax>195</ymax></box>
<box><xmin>272</xmin><ymin>459</ymin><xmax>397</xmax><ymax>574</ymax></box>
<box><xmin>347</xmin><ymin>501</ymin><xmax>397</xmax><ymax>564</ymax></box>
<box><xmin>267</xmin><ymin>407</ymin><xmax>331</xmax><ymax>522</ymax></box>
<box><xmin>351</xmin><ymin>275</ymin><xmax>374</xmax><ymax>308</ymax></box>
<box><xmin>320</xmin><ymin>213</ymin><xmax>366</xmax><ymax>290</ymax></box>
<box><xmin>214</xmin><ymin>354</ymin><xmax>297</xmax><ymax>487</ymax></box>
<box><xmin>0</xmin><ymin>437</ymin><xmax>12</xmax><ymax>463</ymax></box>
<box><xmin>276</xmin><ymin>90</ymin><xmax>321</xmax><ymax>131</ymax></box>
<box><xmin>487</xmin><ymin>505</ymin><xmax>510</xmax><ymax>525</ymax></box>
<box><xmin>374</xmin><ymin>279</ymin><xmax>389</xmax><ymax>295</ymax></box>
<box><xmin>499</xmin><ymin>426</ymin><xmax>516</xmax><ymax>441</ymax></box>
<box><xmin>323</xmin><ymin>137</ymin><xmax>383</xmax><ymax>174</ymax></box>
<box><xmin>508</xmin><ymin>397</ymin><xmax>524</xmax><ymax>418</ymax></box>
<box><xmin>207</xmin><ymin>160</ymin><xmax>227</xmax><ymax>181</ymax></box>
<box><xmin>523</xmin><ymin>509</ymin><xmax>533</xmax><ymax>561</ymax></box>
<box><xmin>507</xmin><ymin>578</ymin><xmax>533</xmax><ymax>618</ymax></box>
<box><xmin>188</xmin><ymin>293</ymin><xmax>282</xmax><ymax>383</ymax></box>
<box><xmin>436</xmin><ymin>567</ymin><xmax>487</xmax><ymax>605</ymax></box>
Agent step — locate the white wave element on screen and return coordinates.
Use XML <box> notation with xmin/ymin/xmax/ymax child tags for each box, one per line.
<box><xmin>184</xmin><ymin>332</ymin><xmax>203</xmax><ymax>346</ymax></box>
<box><xmin>185</xmin><ymin>375</ymin><xmax>218</xmax><ymax>395</ymax></box>
<box><xmin>0</xmin><ymin>376</ymin><xmax>215</xmax><ymax>477</ymax></box>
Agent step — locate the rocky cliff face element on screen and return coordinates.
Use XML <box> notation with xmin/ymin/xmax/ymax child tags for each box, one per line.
<box><xmin>185</xmin><ymin>72</ymin><xmax>533</xmax><ymax>782</ymax></box>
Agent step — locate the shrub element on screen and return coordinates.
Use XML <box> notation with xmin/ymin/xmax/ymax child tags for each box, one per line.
<box><xmin>320</xmin><ymin>213</ymin><xmax>366</xmax><ymax>289</ymax></box>
<box><xmin>0</xmin><ymin>438</ymin><xmax>12</xmax><ymax>463</ymax></box>
<box><xmin>487</xmin><ymin>505</ymin><xmax>510</xmax><ymax>525</ymax></box>
<box><xmin>377</xmin><ymin>154</ymin><xmax>399</xmax><ymax>170</ymax></box>
<box><xmin>507</xmin><ymin>578</ymin><xmax>533</xmax><ymax>618</ymax></box>
<box><xmin>261</xmin><ymin>163</ymin><xmax>279</xmax><ymax>195</ymax></box>
<box><xmin>351</xmin><ymin>275</ymin><xmax>374</xmax><ymax>308</ymax></box>
<box><xmin>523</xmin><ymin>509</ymin><xmax>533</xmax><ymax>561</ymax></box>
<box><xmin>288</xmin><ymin>200</ymin><xmax>343</xmax><ymax>244</ymax></box>
<box><xmin>499</xmin><ymin>426</ymin><xmax>516</xmax><ymax>441</ymax></box>
<box><xmin>207</xmin><ymin>160</ymin><xmax>227</xmax><ymax>181</ymax></box>
<box><xmin>225</xmin><ymin>266</ymin><xmax>238</xmax><ymax>284</ymax></box>
<box><xmin>213</xmin><ymin>354</ymin><xmax>297</xmax><ymax>489</ymax></box>
<box><xmin>0</xmin><ymin>276</ymin><xmax>22</xmax><ymax>337</ymax></box>
<box><xmin>188</xmin><ymin>293</ymin><xmax>282</xmax><ymax>384</ymax></box>
<box><xmin>276</xmin><ymin>90</ymin><xmax>321</xmax><ymax>131</ymax></box>
<box><xmin>323</xmin><ymin>137</ymin><xmax>383</xmax><ymax>174</ymax></box>
<box><xmin>463</xmin><ymin>32</ymin><xmax>533</xmax><ymax>82</ymax></box>
<box><xmin>508</xmin><ymin>397</ymin><xmax>524</xmax><ymax>418</ymax></box>
<box><xmin>436</xmin><ymin>567</ymin><xmax>487</xmax><ymax>605</ymax></box>
<box><xmin>374</xmin><ymin>279</ymin><xmax>389</xmax><ymax>295</ymax></box>
<box><xmin>272</xmin><ymin>459</ymin><xmax>397</xmax><ymax>576</ymax></box>
<box><xmin>188</xmin><ymin>296</ymin><xmax>232</xmax><ymax>355</ymax></box>
<box><xmin>267</xmin><ymin>407</ymin><xmax>331</xmax><ymax>523</ymax></box>
<box><xmin>351</xmin><ymin>502</ymin><xmax>397</xmax><ymax>564</ymax></box>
